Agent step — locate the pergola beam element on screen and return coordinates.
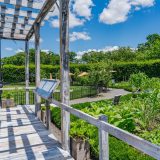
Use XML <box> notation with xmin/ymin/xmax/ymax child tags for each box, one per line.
<box><xmin>0</xmin><ymin>15</ymin><xmax>35</xmax><ymax>25</ymax></box>
<box><xmin>0</xmin><ymin>22</ymin><xmax>31</xmax><ymax>30</ymax></box>
<box><xmin>0</xmin><ymin>33</ymin><xmax>26</xmax><ymax>40</ymax></box>
<box><xmin>0</xmin><ymin>28</ymin><xmax>28</xmax><ymax>35</ymax></box>
<box><xmin>0</xmin><ymin>35</ymin><xmax>25</xmax><ymax>41</ymax></box>
<box><xmin>26</xmin><ymin>0</ymin><xmax>57</xmax><ymax>40</ymax></box>
<box><xmin>0</xmin><ymin>0</ymin><xmax>44</xmax><ymax>10</ymax></box>
<box><xmin>0</xmin><ymin>6</ymin><xmax>38</xmax><ymax>19</ymax></box>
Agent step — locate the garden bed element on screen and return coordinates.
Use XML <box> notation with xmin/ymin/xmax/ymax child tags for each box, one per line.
<box><xmin>50</xmin><ymin>92</ymin><xmax>159</xmax><ymax>160</ymax></box>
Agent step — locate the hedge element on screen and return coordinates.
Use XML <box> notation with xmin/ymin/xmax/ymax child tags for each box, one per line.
<box><xmin>2</xmin><ymin>59</ymin><xmax>160</xmax><ymax>83</ymax></box>
<box><xmin>113</xmin><ymin>59</ymin><xmax>160</xmax><ymax>81</ymax></box>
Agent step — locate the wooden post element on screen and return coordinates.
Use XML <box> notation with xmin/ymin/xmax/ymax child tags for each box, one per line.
<box><xmin>46</xmin><ymin>100</ymin><xmax>50</xmax><ymax>130</ymax></box>
<box><xmin>99</xmin><ymin>115</ymin><xmax>109</xmax><ymax>160</ymax></box>
<box><xmin>59</xmin><ymin>0</ymin><xmax>70</xmax><ymax>152</ymax></box>
<box><xmin>25</xmin><ymin>40</ymin><xmax>29</xmax><ymax>105</ymax></box>
<box><xmin>34</xmin><ymin>22</ymin><xmax>41</xmax><ymax>116</ymax></box>
<box><xmin>0</xmin><ymin>38</ymin><xmax>2</xmax><ymax>109</ymax></box>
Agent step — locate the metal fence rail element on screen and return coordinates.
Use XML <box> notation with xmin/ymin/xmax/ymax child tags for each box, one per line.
<box><xmin>0</xmin><ymin>86</ymin><xmax>98</xmax><ymax>105</ymax></box>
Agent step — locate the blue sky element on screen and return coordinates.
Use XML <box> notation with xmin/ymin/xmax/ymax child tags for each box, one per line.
<box><xmin>1</xmin><ymin>0</ymin><xmax>160</xmax><ymax>57</ymax></box>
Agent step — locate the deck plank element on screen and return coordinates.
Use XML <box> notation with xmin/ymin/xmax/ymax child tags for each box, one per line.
<box><xmin>0</xmin><ymin>105</ymin><xmax>73</xmax><ymax>160</ymax></box>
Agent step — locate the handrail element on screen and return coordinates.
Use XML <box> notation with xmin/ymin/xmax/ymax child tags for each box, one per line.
<box><xmin>50</xmin><ymin>99</ymin><xmax>160</xmax><ymax>160</ymax></box>
<box><xmin>0</xmin><ymin>87</ymin><xmax>35</xmax><ymax>91</ymax></box>
<box><xmin>0</xmin><ymin>87</ymin><xmax>73</xmax><ymax>92</ymax></box>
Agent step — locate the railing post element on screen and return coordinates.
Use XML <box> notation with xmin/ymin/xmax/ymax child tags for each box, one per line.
<box><xmin>59</xmin><ymin>0</ymin><xmax>70</xmax><ymax>152</ymax></box>
<box><xmin>99</xmin><ymin>115</ymin><xmax>109</xmax><ymax>160</ymax></box>
<box><xmin>34</xmin><ymin>22</ymin><xmax>41</xmax><ymax>116</ymax></box>
<box><xmin>25</xmin><ymin>40</ymin><xmax>29</xmax><ymax>105</ymax></box>
<box><xmin>46</xmin><ymin>99</ymin><xmax>50</xmax><ymax>130</ymax></box>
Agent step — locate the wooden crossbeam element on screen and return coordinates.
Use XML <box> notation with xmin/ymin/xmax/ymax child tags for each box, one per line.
<box><xmin>0</xmin><ymin>0</ymin><xmax>44</xmax><ymax>10</ymax></box>
<box><xmin>0</xmin><ymin>22</ymin><xmax>31</xmax><ymax>31</ymax></box>
<box><xmin>0</xmin><ymin>6</ymin><xmax>38</xmax><ymax>19</ymax></box>
<box><xmin>0</xmin><ymin>32</ymin><xmax>26</xmax><ymax>40</ymax></box>
<box><xmin>0</xmin><ymin>5</ymin><xmax>52</xmax><ymax>20</ymax></box>
<box><xmin>0</xmin><ymin>28</ymin><xmax>28</xmax><ymax>34</ymax></box>
<box><xmin>0</xmin><ymin>15</ymin><xmax>45</xmax><ymax>27</ymax></box>
<box><xmin>27</xmin><ymin>0</ymin><xmax>57</xmax><ymax>40</ymax></box>
<box><xmin>0</xmin><ymin>15</ymin><xmax>34</xmax><ymax>25</ymax></box>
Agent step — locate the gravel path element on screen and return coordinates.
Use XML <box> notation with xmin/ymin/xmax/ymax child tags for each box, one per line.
<box><xmin>70</xmin><ymin>88</ymin><xmax>130</xmax><ymax>105</ymax></box>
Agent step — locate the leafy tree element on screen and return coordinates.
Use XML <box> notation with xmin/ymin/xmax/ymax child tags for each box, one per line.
<box><xmin>137</xmin><ymin>34</ymin><xmax>160</xmax><ymax>59</ymax></box>
<box><xmin>129</xmin><ymin>72</ymin><xmax>148</xmax><ymax>91</ymax></box>
<box><xmin>82</xmin><ymin>51</ymin><xmax>109</xmax><ymax>63</ymax></box>
<box><xmin>2</xmin><ymin>52</ymin><xmax>25</xmax><ymax>65</ymax></box>
<box><xmin>110</xmin><ymin>47</ymin><xmax>136</xmax><ymax>61</ymax></box>
<box><xmin>69</xmin><ymin>51</ymin><xmax>77</xmax><ymax>63</ymax></box>
<box><xmin>89</xmin><ymin>62</ymin><xmax>112</xmax><ymax>88</ymax></box>
<box><xmin>3</xmin><ymin>49</ymin><xmax>60</xmax><ymax>65</ymax></box>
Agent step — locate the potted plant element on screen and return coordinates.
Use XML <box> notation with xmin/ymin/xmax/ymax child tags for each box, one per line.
<box><xmin>2</xmin><ymin>93</ymin><xmax>15</xmax><ymax>108</ymax></box>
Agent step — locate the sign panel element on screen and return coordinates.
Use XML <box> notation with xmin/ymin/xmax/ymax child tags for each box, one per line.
<box><xmin>35</xmin><ymin>79</ymin><xmax>60</xmax><ymax>100</ymax></box>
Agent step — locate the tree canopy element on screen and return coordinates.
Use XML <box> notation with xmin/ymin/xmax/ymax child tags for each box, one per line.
<box><xmin>2</xmin><ymin>49</ymin><xmax>77</xmax><ymax>66</ymax></box>
<box><xmin>2</xmin><ymin>33</ymin><xmax>160</xmax><ymax>65</ymax></box>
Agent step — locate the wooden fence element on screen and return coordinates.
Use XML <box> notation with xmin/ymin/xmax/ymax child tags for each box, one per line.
<box><xmin>48</xmin><ymin>99</ymin><xmax>160</xmax><ymax>160</ymax></box>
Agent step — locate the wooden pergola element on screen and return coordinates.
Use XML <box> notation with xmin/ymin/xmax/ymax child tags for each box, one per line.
<box><xmin>0</xmin><ymin>0</ymin><xmax>70</xmax><ymax>152</ymax></box>
<box><xmin>0</xmin><ymin>1</ymin><xmax>159</xmax><ymax>160</ymax></box>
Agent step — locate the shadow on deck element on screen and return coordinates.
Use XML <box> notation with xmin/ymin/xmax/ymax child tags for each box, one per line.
<box><xmin>0</xmin><ymin>105</ymin><xmax>73</xmax><ymax>160</ymax></box>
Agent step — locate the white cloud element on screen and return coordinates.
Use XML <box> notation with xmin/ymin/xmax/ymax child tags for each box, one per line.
<box><xmin>51</xmin><ymin>11</ymin><xmax>85</xmax><ymax>28</ymax></box>
<box><xmin>77</xmin><ymin>46</ymin><xmax>119</xmax><ymax>59</ymax></box>
<box><xmin>29</xmin><ymin>36</ymin><xmax>43</xmax><ymax>43</ymax></box>
<box><xmin>70</xmin><ymin>32</ymin><xmax>91</xmax><ymax>42</ymax></box>
<box><xmin>41</xmin><ymin>49</ymin><xmax>50</xmax><ymax>53</ymax></box>
<box><xmin>69</xmin><ymin>12</ymin><xmax>85</xmax><ymax>28</ymax></box>
<box><xmin>50</xmin><ymin>0</ymin><xmax>94</xmax><ymax>28</ymax></box>
<box><xmin>15</xmin><ymin>49</ymin><xmax>24</xmax><ymax>53</ymax></box>
<box><xmin>130</xmin><ymin>0</ymin><xmax>154</xmax><ymax>7</ymax></box>
<box><xmin>99</xmin><ymin>0</ymin><xmax>155</xmax><ymax>25</ymax></box>
<box><xmin>72</xmin><ymin>0</ymin><xmax>94</xmax><ymax>20</ymax></box>
<box><xmin>5</xmin><ymin>47</ymin><xmax>13</xmax><ymax>51</ymax></box>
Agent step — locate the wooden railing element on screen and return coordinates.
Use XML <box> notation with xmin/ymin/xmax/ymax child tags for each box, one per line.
<box><xmin>47</xmin><ymin>99</ymin><xmax>160</xmax><ymax>160</ymax></box>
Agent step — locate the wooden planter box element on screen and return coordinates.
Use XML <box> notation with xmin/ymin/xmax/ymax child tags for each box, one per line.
<box><xmin>2</xmin><ymin>98</ymin><xmax>15</xmax><ymax>108</ymax></box>
<box><xmin>49</xmin><ymin>120</ymin><xmax>90</xmax><ymax>160</ymax></box>
<box><xmin>70</xmin><ymin>138</ymin><xmax>90</xmax><ymax>160</ymax></box>
<box><xmin>41</xmin><ymin>110</ymin><xmax>46</xmax><ymax>124</ymax></box>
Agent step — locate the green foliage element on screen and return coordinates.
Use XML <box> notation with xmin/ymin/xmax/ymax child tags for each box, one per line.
<box><xmin>113</xmin><ymin>59</ymin><xmax>160</xmax><ymax>81</ymax></box>
<box><xmin>129</xmin><ymin>72</ymin><xmax>148</xmax><ymax>91</ymax></box>
<box><xmin>2</xmin><ymin>49</ymin><xmax>78</xmax><ymax>66</ymax></box>
<box><xmin>89</xmin><ymin>62</ymin><xmax>112</xmax><ymax>87</ymax></box>
<box><xmin>50</xmin><ymin>92</ymin><xmax>158</xmax><ymax>159</ymax></box>
<box><xmin>82</xmin><ymin>34</ymin><xmax>160</xmax><ymax>63</ymax></box>
<box><xmin>2</xmin><ymin>59</ymin><xmax>160</xmax><ymax>84</ymax></box>
<box><xmin>138</xmin><ymin>34</ymin><xmax>160</xmax><ymax>59</ymax></box>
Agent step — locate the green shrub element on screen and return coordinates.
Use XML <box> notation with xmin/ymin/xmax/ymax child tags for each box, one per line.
<box><xmin>2</xmin><ymin>59</ymin><xmax>160</xmax><ymax>83</ymax></box>
<box><xmin>50</xmin><ymin>93</ymin><xmax>158</xmax><ymax>159</ymax></box>
<box><xmin>129</xmin><ymin>72</ymin><xmax>148</xmax><ymax>91</ymax></box>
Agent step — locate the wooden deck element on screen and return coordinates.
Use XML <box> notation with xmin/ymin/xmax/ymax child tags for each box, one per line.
<box><xmin>0</xmin><ymin>105</ymin><xmax>73</xmax><ymax>160</ymax></box>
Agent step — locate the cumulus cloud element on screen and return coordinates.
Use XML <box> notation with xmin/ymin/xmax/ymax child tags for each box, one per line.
<box><xmin>70</xmin><ymin>32</ymin><xmax>91</xmax><ymax>42</ymax></box>
<box><xmin>50</xmin><ymin>0</ymin><xmax>94</xmax><ymax>28</ymax></box>
<box><xmin>5</xmin><ymin>47</ymin><xmax>13</xmax><ymax>51</ymax></box>
<box><xmin>15</xmin><ymin>49</ymin><xmax>24</xmax><ymax>53</ymax></box>
<box><xmin>72</xmin><ymin>0</ymin><xmax>94</xmax><ymax>20</ymax></box>
<box><xmin>51</xmin><ymin>11</ymin><xmax>85</xmax><ymax>28</ymax></box>
<box><xmin>41</xmin><ymin>49</ymin><xmax>50</xmax><ymax>53</ymax></box>
<box><xmin>77</xmin><ymin>46</ymin><xmax>119</xmax><ymax>59</ymax></box>
<box><xmin>29</xmin><ymin>36</ymin><xmax>43</xmax><ymax>43</ymax></box>
<box><xmin>99</xmin><ymin>0</ymin><xmax>155</xmax><ymax>25</ymax></box>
